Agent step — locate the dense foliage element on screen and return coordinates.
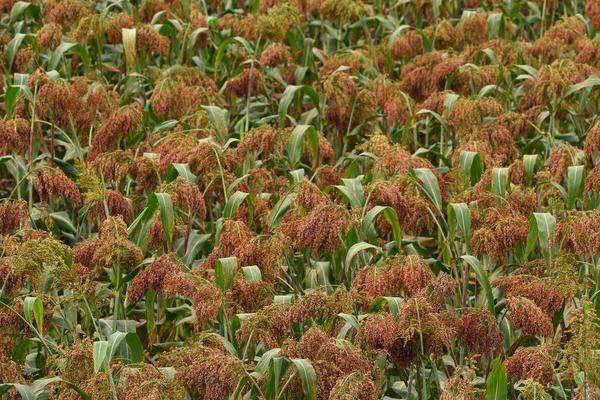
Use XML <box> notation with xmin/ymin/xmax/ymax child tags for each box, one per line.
<box><xmin>3</xmin><ymin>0</ymin><xmax>600</xmax><ymax>399</ymax></box>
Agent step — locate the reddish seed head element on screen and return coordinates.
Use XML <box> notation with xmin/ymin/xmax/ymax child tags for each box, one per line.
<box><xmin>73</xmin><ymin>238</ymin><xmax>97</xmax><ymax>273</ymax></box>
<box><xmin>296</xmin><ymin>178</ymin><xmax>330</xmax><ymax>210</ymax></box>
<box><xmin>106</xmin><ymin>12</ymin><xmax>134</xmax><ymax>44</ymax></box>
<box><xmin>91</xmin><ymin>190</ymin><xmax>133</xmax><ymax>224</ymax></box>
<box><xmin>506</xmin><ymin>296</ymin><xmax>554</xmax><ymax>338</ymax></box>
<box><xmin>397</xmin><ymin>295</ymin><xmax>456</xmax><ymax>357</ymax></box>
<box><xmin>132</xmin><ymin>156</ymin><xmax>160</xmax><ymax>191</ymax></box>
<box><xmin>587</xmin><ymin>0</ymin><xmax>600</xmax><ymax>30</ymax></box>
<box><xmin>227</xmin><ymin>67</ymin><xmax>263</xmax><ymax>98</ymax></box>
<box><xmin>555</xmin><ymin>211</ymin><xmax>600</xmax><ymax>259</ymax></box>
<box><xmin>399</xmin><ymin>51</ymin><xmax>445</xmax><ymax>100</ymax></box>
<box><xmin>548</xmin><ymin>144</ymin><xmax>576</xmax><ymax>182</ymax></box>
<box><xmin>395</xmin><ymin>255</ymin><xmax>434</xmax><ymax>298</ymax></box>
<box><xmin>230</xmin><ymin>277</ymin><xmax>273</xmax><ymax>313</ymax></box>
<box><xmin>0</xmin><ymin>118</ymin><xmax>29</xmax><ymax>156</ymax></box>
<box><xmin>586</xmin><ymin>121</ymin><xmax>600</xmax><ymax>161</ymax></box>
<box><xmin>88</xmin><ymin>103</ymin><xmax>142</xmax><ymax>160</ymax></box>
<box><xmin>259</xmin><ymin>43</ymin><xmax>292</xmax><ymax>67</ymax></box>
<box><xmin>505</xmin><ymin>345</ymin><xmax>555</xmax><ymax>385</ymax></box>
<box><xmin>163</xmin><ymin>177</ymin><xmax>207</xmax><ymax>219</ymax></box>
<box><xmin>200</xmin><ymin>219</ymin><xmax>252</xmax><ymax>270</ymax></box>
<box><xmin>456</xmin><ymin>308</ymin><xmax>503</xmax><ymax>355</ymax></box>
<box><xmin>391</xmin><ymin>30</ymin><xmax>423</xmax><ymax>60</ymax></box>
<box><xmin>136</xmin><ymin>24</ymin><xmax>170</xmax><ymax>56</ymax></box>
<box><xmin>493</xmin><ymin>275</ymin><xmax>563</xmax><ymax>316</ymax></box>
<box><xmin>90</xmin><ymin>149</ymin><xmax>133</xmax><ymax>183</ymax></box>
<box><xmin>296</xmin><ymin>204</ymin><xmax>351</xmax><ymax>255</ymax></box>
<box><xmin>34</xmin><ymin>166</ymin><xmax>82</xmax><ymax>206</ymax></box>
<box><xmin>358</xmin><ymin>312</ymin><xmax>400</xmax><ymax>349</ymax></box>
<box><xmin>0</xmin><ymin>200</ymin><xmax>28</xmax><ymax>235</ymax></box>
<box><xmin>43</xmin><ymin>0</ymin><xmax>88</xmax><ymax>27</ymax></box>
<box><xmin>351</xmin><ymin>264</ymin><xmax>396</xmax><ymax>307</ymax></box>
<box><xmin>456</xmin><ymin>12</ymin><xmax>491</xmax><ymax>46</ymax></box>
<box><xmin>235</xmin><ymin>125</ymin><xmax>283</xmax><ymax>161</ymax></box>
<box><xmin>586</xmin><ymin>162</ymin><xmax>600</xmax><ymax>194</ymax></box>
<box><xmin>127</xmin><ymin>254</ymin><xmax>180</xmax><ymax>303</ymax></box>
<box><xmin>440</xmin><ymin>373</ymin><xmax>477</xmax><ymax>400</ymax></box>
<box><xmin>0</xmin><ymin>259</ymin><xmax>25</xmax><ymax>297</ymax></box>
<box><xmin>237</xmin><ymin>235</ymin><xmax>286</xmax><ymax>283</ymax></box>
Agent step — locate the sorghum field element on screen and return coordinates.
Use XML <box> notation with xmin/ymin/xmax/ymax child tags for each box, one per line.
<box><xmin>5</xmin><ymin>0</ymin><xmax>600</xmax><ymax>399</ymax></box>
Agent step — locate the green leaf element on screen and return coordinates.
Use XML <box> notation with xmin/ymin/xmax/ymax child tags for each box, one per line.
<box><xmin>345</xmin><ymin>242</ymin><xmax>381</xmax><ymax>271</ymax></box>
<box><xmin>184</xmin><ymin>232</ymin><xmax>211</xmax><ymax>265</ymax></box>
<box><xmin>202</xmin><ymin>106</ymin><xmax>229</xmax><ymax>144</ymax></box>
<box><xmin>31</xmin><ymin>377</ymin><xmax>90</xmax><ymax>400</ymax></box>
<box><xmin>124</xmin><ymin>332</ymin><xmax>144</xmax><ymax>364</ymax></box>
<box><xmin>383</xmin><ymin>207</ymin><xmax>402</xmax><ymax>249</ymax></box>
<box><xmin>565</xmin><ymin>74</ymin><xmax>600</xmax><ymax>97</ymax></box>
<box><xmin>431</xmin><ymin>0</ymin><xmax>441</xmax><ymax>18</ymax></box>
<box><xmin>289</xmin><ymin>169</ymin><xmax>305</xmax><ymax>183</ymax></box>
<box><xmin>205</xmin><ymin>332</ymin><xmax>239</xmax><ymax>357</ymax></box>
<box><xmin>9</xmin><ymin>384</ymin><xmax>36</xmax><ymax>400</ymax></box>
<box><xmin>93</xmin><ymin>340</ymin><xmax>109</xmax><ymax>373</ymax></box>
<box><xmin>50</xmin><ymin>211</ymin><xmax>76</xmax><ymax>234</ymax></box>
<box><xmin>274</xmin><ymin>294</ymin><xmax>294</xmax><ymax>304</ymax></box>
<box><xmin>448</xmin><ymin>203</ymin><xmax>472</xmax><ymax>244</ymax></box>
<box><xmin>525</xmin><ymin>212</ymin><xmax>556</xmax><ymax>260</ymax></box>
<box><xmin>413</xmin><ymin>168</ymin><xmax>442</xmax><ymax>211</ymax></box>
<box><xmin>514</xmin><ymin>64</ymin><xmax>538</xmax><ymax>79</ymax></box>
<box><xmin>3</xmin><ymin>85</ymin><xmax>20</xmax><ymax>117</ymax></box>
<box><xmin>10</xmin><ymin>2</ymin><xmax>40</xmax><ymax>26</ymax></box>
<box><xmin>458</xmin><ymin>151</ymin><xmax>484</xmax><ymax>185</ymax></box>
<box><xmin>487</xmin><ymin>12</ymin><xmax>505</xmax><ymax>39</ymax></box>
<box><xmin>485</xmin><ymin>357</ymin><xmax>507</xmax><ymax>400</ymax></box>
<box><xmin>491</xmin><ymin>167</ymin><xmax>509</xmax><ymax>199</ymax></box>
<box><xmin>461</xmin><ymin>255</ymin><xmax>495</xmax><ymax>315</ymax></box>
<box><xmin>166</xmin><ymin>163</ymin><xmax>197</xmax><ymax>183</ymax></box>
<box><xmin>291</xmin><ymin>358</ymin><xmax>317</xmax><ymax>400</ymax></box>
<box><xmin>285</xmin><ymin>125</ymin><xmax>318</xmax><ymax>168</ymax></box>
<box><xmin>11</xmin><ymin>339</ymin><xmax>30</xmax><ymax>363</ymax></box>
<box><xmin>444</xmin><ymin>92</ymin><xmax>460</xmax><ymax>114</ymax></box>
<box><xmin>278</xmin><ymin>85</ymin><xmax>319</xmax><ymax>126</ymax></box>
<box><xmin>268</xmin><ymin>193</ymin><xmax>295</xmax><ymax>228</ymax></box>
<box><xmin>242</xmin><ymin>265</ymin><xmax>262</xmax><ymax>281</ymax></box>
<box><xmin>215</xmin><ymin>257</ymin><xmax>238</xmax><ymax>291</ymax></box>
<box><xmin>567</xmin><ymin>165</ymin><xmax>586</xmax><ymax>209</ymax></box>
<box><xmin>213</xmin><ymin>36</ymin><xmax>233</xmax><ymax>74</ymax></box>
<box><xmin>107</xmin><ymin>331</ymin><xmax>128</xmax><ymax>362</ymax></box>
<box><xmin>337</xmin><ymin>313</ymin><xmax>359</xmax><ymax>330</ymax></box>
<box><xmin>306</xmin><ymin>260</ymin><xmax>331</xmax><ymax>290</ymax></box>
<box><xmin>5</xmin><ymin>33</ymin><xmax>28</xmax><ymax>72</ymax></box>
<box><xmin>188</xmin><ymin>27</ymin><xmax>209</xmax><ymax>51</ymax></box>
<box><xmin>371</xmin><ymin>296</ymin><xmax>405</xmax><ymax>315</ymax></box>
<box><xmin>222</xmin><ymin>191</ymin><xmax>249</xmax><ymax>219</ymax></box>
<box><xmin>232</xmin><ymin>36</ymin><xmax>255</xmax><ymax>56</ymax></box>
<box><xmin>361</xmin><ymin>205</ymin><xmax>388</xmax><ymax>237</ymax></box>
<box><xmin>335</xmin><ymin>178</ymin><xmax>365</xmax><ymax>208</ymax></box>
<box><xmin>153</xmin><ymin>193</ymin><xmax>175</xmax><ymax>249</ymax></box>
<box><xmin>265</xmin><ymin>356</ymin><xmax>288</xmax><ymax>399</ymax></box>
<box><xmin>360</xmin><ymin>206</ymin><xmax>402</xmax><ymax>249</ymax></box>
<box><xmin>49</xmin><ymin>42</ymin><xmax>91</xmax><ymax>71</ymax></box>
<box><xmin>23</xmin><ymin>296</ymin><xmax>43</xmax><ymax>336</ymax></box>
<box><xmin>92</xmin><ymin>331</ymin><xmax>144</xmax><ymax>372</ymax></box>
<box><xmin>227</xmin><ymin>174</ymin><xmax>249</xmax><ymax>196</ymax></box>
<box><xmin>146</xmin><ymin>289</ymin><xmax>156</xmax><ymax>343</ymax></box>
<box><xmin>523</xmin><ymin>154</ymin><xmax>539</xmax><ymax>184</ymax></box>
<box><xmin>128</xmin><ymin>206</ymin><xmax>153</xmax><ymax>237</ymax></box>
<box><xmin>255</xmin><ymin>348</ymin><xmax>281</xmax><ymax>375</ymax></box>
